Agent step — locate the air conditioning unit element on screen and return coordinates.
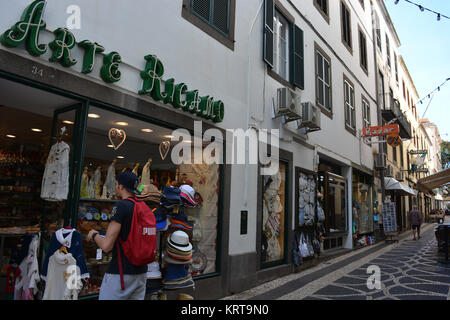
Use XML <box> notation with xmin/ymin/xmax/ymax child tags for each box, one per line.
<box><xmin>396</xmin><ymin>171</ymin><xmax>404</xmax><ymax>181</ymax></box>
<box><xmin>298</xmin><ymin>102</ymin><xmax>321</xmax><ymax>131</ymax></box>
<box><xmin>276</xmin><ymin>87</ymin><xmax>302</xmax><ymax>120</ymax></box>
<box><xmin>374</xmin><ymin>153</ymin><xmax>386</xmax><ymax>169</ymax></box>
<box><xmin>385</xmin><ymin>165</ymin><xmax>394</xmax><ymax>177</ymax></box>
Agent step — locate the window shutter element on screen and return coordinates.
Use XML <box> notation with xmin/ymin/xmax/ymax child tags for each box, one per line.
<box><xmin>293</xmin><ymin>25</ymin><xmax>304</xmax><ymax>89</ymax></box>
<box><xmin>263</xmin><ymin>0</ymin><xmax>274</xmax><ymax>68</ymax></box>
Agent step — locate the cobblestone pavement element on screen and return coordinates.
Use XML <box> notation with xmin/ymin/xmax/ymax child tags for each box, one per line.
<box><xmin>222</xmin><ymin>219</ymin><xmax>450</xmax><ymax>300</ymax></box>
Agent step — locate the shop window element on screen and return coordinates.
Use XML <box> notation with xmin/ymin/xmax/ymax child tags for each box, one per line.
<box><xmin>77</xmin><ymin>106</ymin><xmax>221</xmax><ymax>295</ymax></box>
<box><xmin>0</xmin><ymin>78</ymin><xmax>80</xmax><ymax>299</ymax></box>
<box><xmin>352</xmin><ymin>171</ymin><xmax>373</xmax><ymax>235</ymax></box>
<box><xmin>261</xmin><ymin>161</ymin><xmax>287</xmax><ymax>266</ymax></box>
<box><xmin>318</xmin><ymin>171</ymin><xmax>347</xmax><ymax>235</ymax></box>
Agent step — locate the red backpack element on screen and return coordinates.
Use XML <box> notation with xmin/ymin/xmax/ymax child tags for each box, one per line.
<box><xmin>117</xmin><ymin>197</ymin><xmax>157</xmax><ymax>290</ymax></box>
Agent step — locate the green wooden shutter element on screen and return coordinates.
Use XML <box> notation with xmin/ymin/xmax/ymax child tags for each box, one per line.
<box><xmin>263</xmin><ymin>0</ymin><xmax>274</xmax><ymax>68</ymax></box>
<box><xmin>293</xmin><ymin>25</ymin><xmax>304</xmax><ymax>89</ymax></box>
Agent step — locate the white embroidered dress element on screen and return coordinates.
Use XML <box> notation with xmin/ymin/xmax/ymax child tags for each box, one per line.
<box><xmin>40</xmin><ymin>141</ymin><xmax>70</xmax><ymax>201</ymax></box>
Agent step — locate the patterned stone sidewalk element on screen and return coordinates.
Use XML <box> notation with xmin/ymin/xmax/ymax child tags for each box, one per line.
<box><xmin>301</xmin><ymin>226</ymin><xmax>450</xmax><ymax>300</ymax></box>
<box><xmin>222</xmin><ymin>221</ymin><xmax>450</xmax><ymax>300</ymax></box>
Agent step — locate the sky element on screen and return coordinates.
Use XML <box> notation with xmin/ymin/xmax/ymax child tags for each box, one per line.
<box><xmin>384</xmin><ymin>0</ymin><xmax>450</xmax><ymax>142</ymax></box>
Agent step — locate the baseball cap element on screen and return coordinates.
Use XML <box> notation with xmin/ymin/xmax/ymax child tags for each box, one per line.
<box><xmin>117</xmin><ymin>171</ymin><xmax>139</xmax><ymax>194</ymax></box>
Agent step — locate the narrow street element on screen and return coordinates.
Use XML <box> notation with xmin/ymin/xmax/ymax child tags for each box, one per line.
<box><xmin>223</xmin><ymin>219</ymin><xmax>450</xmax><ymax>300</ymax></box>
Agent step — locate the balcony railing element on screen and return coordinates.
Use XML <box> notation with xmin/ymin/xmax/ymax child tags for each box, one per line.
<box><xmin>381</xmin><ymin>95</ymin><xmax>412</xmax><ymax>139</ymax></box>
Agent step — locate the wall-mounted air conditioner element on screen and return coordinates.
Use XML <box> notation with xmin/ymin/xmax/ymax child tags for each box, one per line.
<box><xmin>374</xmin><ymin>153</ymin><xmax>387</xmax><ymax>169</ymax></box>
<box><xmin>396</xmin><ymin>171</ymin><xmax>404</xmax><ymax>181</ymax></box>
<box><xmin>298</xmin><ymin>102</ymin><xmax>321</xmax><ymax>131</ymax></box>
<box><xmin>385</xmin><ymin>165</ymin><xmax>394</xmax><ymax>177</ymax></box>
<box><xmin>275</xmin><ymin>87</ymin><xmax>302</xmax><ymax>121</ymax></box>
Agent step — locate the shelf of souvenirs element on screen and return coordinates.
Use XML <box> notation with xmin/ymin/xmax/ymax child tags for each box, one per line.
<box><xmin>79</xmin><ymin>198</ymin><xmax>118</xmax><ymax>203</ymax></box>
<box><xmin>0</xmin><ymin>221</ymin><xmax>60</xmax><ymax>236</ymax></box>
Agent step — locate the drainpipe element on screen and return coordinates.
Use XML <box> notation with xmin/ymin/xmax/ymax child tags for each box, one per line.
<box><xmin>243</xmin><ymin>0</ymin><xmax>265</xmax><ymax>208</ymax></box>
<box><xmin>370</xmin><ymin>2</ymin><xmax>386</xmax><ymax>204</ymax></box>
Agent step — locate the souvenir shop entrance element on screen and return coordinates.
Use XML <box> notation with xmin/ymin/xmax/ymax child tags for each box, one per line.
<box><xmin>0</xmin><ymin>71</ymin><xmax>228</xmax><ymax>300</ymax></box>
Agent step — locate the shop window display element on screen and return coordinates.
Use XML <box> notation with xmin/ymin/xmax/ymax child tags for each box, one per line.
<box><xmin>0</xmin><ymin>78</ymin><xmax>79</xmax><ymax>299</ymax></box>
<box><xmin>352</xmin><ymin>172</ymin><xmax>373</xmax><ymax>235</ymax></box>
<box><xmin>77</xmin><ymin>107</ymin><xmax>220</xmax><ymax>297</ymax></box>
<box><xmin>318</xmin><ymin>172</ymin><xmax>347</xmax><ymax>234</ymax></box>
<box><xmin>261</xmin><ymin>162</ymin><xmax>287</xmax><ymax>265</ymax></box>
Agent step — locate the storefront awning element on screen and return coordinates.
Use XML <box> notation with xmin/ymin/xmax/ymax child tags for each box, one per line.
<box><xmin>417</xmin><ymin>167</ymin><xmax>450</xmax><ymax>191</ymax></box>
<box><xmin>384</xmin><ymin>177</ymin><xmax>417</xmax><ymax>196</ymax></box>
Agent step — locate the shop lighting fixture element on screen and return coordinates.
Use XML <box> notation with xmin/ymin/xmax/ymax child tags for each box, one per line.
<box><xmin>6</xmin><ymin>135</ymin><xmax>16</xmax><ymax>138</ymax></box>
<box><xmin>140</xmin><ymin>128</ymin><xmax>153</xmax><ymax>133</ymax></box>
<box><xmin>31</xmin><ymin>128</ymin><xmax>42</xmax><ymax>132</ymax></box>
<box><xmin>107</xmin><ymin>145</ymin><xmax>114</xmax><ymax>148</ymax></box>
<box><xmin>114</xmin><ymin>121</ymin><xmax>128</xmax><ymax>126</ymax></box>
<box><xmin>164</xmin><ymin>135</ymin><xmax>173</xmax><ymax>138</ymax></box>
<box><xmin>117</xmin><ymin>156</ymin><xmax>125</xmax><ymax>159</ymax></box>
<box><xmin>88</xmin><ymin>113</ymin><xmax>100</xmax><ymax>119</ymax></box>
<box><xmin>63</xmin><ymin>120</ymin><xmax>74</xmax><ymax>125</ymax></box>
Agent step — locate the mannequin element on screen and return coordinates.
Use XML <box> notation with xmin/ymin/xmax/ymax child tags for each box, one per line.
<box><xmin>105</xmin><ymin>159</ymin><xmax>116</xmax><ymax>199</ymax></box>
<box><xmin>80</xmin><ymin>167</ymin><xmax>90</xmax><ymax>199</ymax></box>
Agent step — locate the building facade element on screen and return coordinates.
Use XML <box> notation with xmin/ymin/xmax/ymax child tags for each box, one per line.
<box><xmin>0</xmin><ymin>0</ymin><xmax>441</xmax><ymax>300</ymax></box>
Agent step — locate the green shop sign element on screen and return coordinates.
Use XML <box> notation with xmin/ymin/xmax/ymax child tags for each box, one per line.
<box><xmin>0</xmin><ymin>0</ymin><xmax>224</xmax><ymax>123</ymax></box>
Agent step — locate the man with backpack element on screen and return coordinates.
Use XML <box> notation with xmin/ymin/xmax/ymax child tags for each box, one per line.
<box><xmin>88</xmin><ymin>171</ymin><xmax>157</xmax><ymax>300</ymax></box>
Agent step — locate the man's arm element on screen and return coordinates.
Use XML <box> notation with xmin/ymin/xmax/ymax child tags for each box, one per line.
<box><xmin>88</xmin><ymin>221</ymin><xmax>121</xmax><ymax>253</ymax></box>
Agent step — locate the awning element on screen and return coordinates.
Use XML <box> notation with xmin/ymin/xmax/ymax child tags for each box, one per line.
<box><xmin>417</xmin><ymin>167</ymin><xmax>450</xmax><ymax>191</ymax></box>
<box><xmin>384</xmin><ymin>177</ymin><xmax>417</xmax><ymax>196</ymax></box>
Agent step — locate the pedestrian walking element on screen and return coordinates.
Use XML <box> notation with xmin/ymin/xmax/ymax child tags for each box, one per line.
<box><xmin>87</xmin><ymin>171</ymin><xmax>150</xmax><ymax>300</ymax></box>
<box><xmin>408</xmin><ymin>205</ymin><xmax>423</xmax><ymax>240</ymax></box>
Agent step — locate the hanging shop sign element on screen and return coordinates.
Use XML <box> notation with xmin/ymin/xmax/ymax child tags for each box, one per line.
<box><xmin>362</xmin><ymin>124</ymin><xmax>400</xmax><ymax>137</ymax></box>
<box><xmin>386</xmin><ymin>133</ymin><xmax>401</xmax><ymax>147</ymax></box>
<box><xmin>409</xmin><ymin>150</ymin><xmax>428</xmax><ymax>155</ymax></box>
<box><xmin>0</xmin><ymin>0</ymin><xmax>225</xmax><ymax>123</ymax></box>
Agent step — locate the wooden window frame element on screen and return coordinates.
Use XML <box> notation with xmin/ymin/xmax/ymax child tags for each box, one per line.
<box><xmin>315</xmin><ymin>42</ymin><xmax>333</xmax><ymax>119</ymax></box>
<box><xmin>182</xmin><ymin>0</ymin><xmax>236</xmax><ymax>51</ymax></box>
<box><xmin>341</xmin><ymin>1</ymin><xmax>353</xmax><ymax>55</ymax></box>
<box><xmin>343</xmin><ymin>74</ymin><xmax>356</xmax><ymax>135</ymax></box>
<box><xmin>313</xmin><ymin>0</ymin><xmax>330</xmax><ymax>24</ymax></box>
<box><xmin>358</xmin><ymin>25</ymin><xmax>368</xmax><ymax>75</ymax></box>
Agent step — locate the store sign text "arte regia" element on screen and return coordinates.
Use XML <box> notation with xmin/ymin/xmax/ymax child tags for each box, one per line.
<box><xmin>0</xmin><ymin>0</ymin><xmax>225</xmax><ymax>123</ymax></box>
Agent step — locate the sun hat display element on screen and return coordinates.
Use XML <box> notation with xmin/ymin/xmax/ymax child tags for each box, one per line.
<box><xmin>136</xmin><ymin>184</ymin><xmax>161</xmax><ymax>203</ymax></box>
<box><xmin>168</xmin><ymin>230</ymin><xmax>192</xmax><ymax>252</ymax></box>
<box><xmin>179</xmin><ymin>184</ymin><xmax>197</xmax><ymax>207</ymax></box>
<box><xmin>164</xmin><ymin>264</ymin><xmax>189</xmax><ymax>281</ymax></box>
<box><xmin>169</xmin><ymin>209</ymin><xmax>193</xmax><ymax>232</ymax></box>
<box><xmin>152</xmin><ymin>207</ymin><xmax>170</xmax><ymax>231</ymax></box>
<box><xmin>163</xmin><ymin>254</ymin><xmax>192</xmax><ymax>265</ymax></box>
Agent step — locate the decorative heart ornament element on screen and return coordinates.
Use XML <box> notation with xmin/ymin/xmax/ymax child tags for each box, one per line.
<box><xmin>108</xmin><ymin>128</ymin><xmax>127</xmax><ymax>150</ymax></box>
<box><xmin>159</xmin><ymin>141</ymin><xmax>171</xmax><ymax>160</ymax></box>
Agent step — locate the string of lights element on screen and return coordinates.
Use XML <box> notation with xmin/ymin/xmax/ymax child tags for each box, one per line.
<box><xmin>415</xmin><ymin>77</ymin><xmax>450</xmax><ymax>108</ymax></box>
<box><xmin>393</xmin><ymin>0</ymin><xmax>450</xmax><ymax>21</ymax></box>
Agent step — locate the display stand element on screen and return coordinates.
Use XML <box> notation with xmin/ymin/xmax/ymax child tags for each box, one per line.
<box><xmin>382</xmin><ymin>201</ymin><xmax>399</xmax><ymax>244</ymax></box>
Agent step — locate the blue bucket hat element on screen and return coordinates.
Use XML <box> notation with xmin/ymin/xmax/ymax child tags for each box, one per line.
<box><xmin>117</xmin><ymin>171</ymin><xmax>140</xmax><ymax>194</ymax></box>
<box><xmin>164</xmin><ymin>264</ymin><xmax>189</xmax><ymax>281</ymax></box>
<box><xmin>162</xmin><ymin>186</ymin><xmax>181</xmax><ymax>201</ymax></box>
<box><xmin>153</xmin><ymin>207</ymin><xmax>169</xmax><ymax>231</ymax></box>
